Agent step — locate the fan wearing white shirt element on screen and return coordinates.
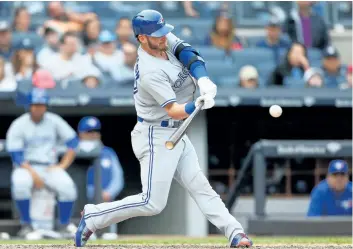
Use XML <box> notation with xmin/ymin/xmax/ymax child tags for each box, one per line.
<box><xmin>0</xmin><ymin>56</ymin><xmax>16</xmax><ymax>92</ymax></box>
<box><xmin>91</xmin><ymin>30</ymin><xmax>124</xmax><ymax>82</ymax></box>
<box><xmin>43</xmin><ymin>32</ymin><xmax>96</xmax><ymax>82</ymax></box>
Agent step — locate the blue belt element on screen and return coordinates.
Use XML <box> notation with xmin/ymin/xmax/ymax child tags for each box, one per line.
<box><xmin>137</xmin><ymin>116</ymin><xmax>183</xmax><ymax>128</ymax></box>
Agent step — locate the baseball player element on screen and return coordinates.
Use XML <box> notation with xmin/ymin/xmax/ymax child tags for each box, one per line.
<box><xmin>77</xmin><ymin>116</ymin><xmax>125</xmax><ymax>203</ymax></box>
<box><xmin>75</xmin><ymin>10</ymin><xmax>252</xmax><ymax>248</ymax></box>
<box><xmin>6</xmin><ymin>87</ymin><xmax>79</xmax><ymax>238</ymax></box>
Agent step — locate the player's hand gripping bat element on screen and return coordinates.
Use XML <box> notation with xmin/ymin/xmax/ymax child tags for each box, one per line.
<box><xmin>165</xmin><ymin>101</ymin><xmax>204</xmax><ymax>150</ymax></box>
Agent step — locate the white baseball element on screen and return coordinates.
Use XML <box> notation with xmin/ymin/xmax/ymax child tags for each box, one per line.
<box><xmin>269</xmin><ymin>105</ymin><xmax>282</xmax><ymax>118</ymax></box>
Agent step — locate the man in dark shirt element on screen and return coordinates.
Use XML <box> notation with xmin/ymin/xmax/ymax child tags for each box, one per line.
<box><xmin>283</xmin><ymin>1</ymin><xmax>330</xmax><ymax>50</ymax></box>
<box><xmin>307</xmin><ymin>159</ymin><xmax>352</xmax><ymax>216</ymax></box>
<box><xmin>321</xmin><ymin>46</ymin><xmax>346</xmax><ymax>88</ymax></box>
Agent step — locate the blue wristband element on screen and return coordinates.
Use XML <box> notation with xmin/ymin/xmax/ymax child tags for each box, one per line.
<box><xmin>185</xmin><ymin>101</ymin><xmax>196</xmax><ymax>115</ymax></box>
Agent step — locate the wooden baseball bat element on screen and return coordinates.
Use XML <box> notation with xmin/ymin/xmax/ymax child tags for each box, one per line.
<box><xmin>165</xmin><ymin>101</ymin><xmax>204</xmax><ymax>150</ymax></box>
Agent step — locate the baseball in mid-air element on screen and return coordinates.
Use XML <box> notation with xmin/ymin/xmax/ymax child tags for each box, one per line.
<box><xmin>269</xmin><ymin>105</ymin><xmax>282</xmax><ymax>118</ymax></box>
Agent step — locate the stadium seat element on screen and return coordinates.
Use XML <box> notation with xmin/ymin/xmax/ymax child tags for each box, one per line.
<box><xmin>194</xmin><ymin>46</ymin><xmax>229</xmax><ymax>61</ymax></box>
<box><xmin>283</xmin><ymin>77</ymin><xmax>306</xmax><ymax>88</ymax></box>
<box><xmin>12</xmin><ymin>32</ymin><xmax>44</xmax><ymax>51</ymax></box>
<box><xmin>307</xmin><ymin>48</ymin><xmax>323</xmax><ymax>62</ymax></box>
<box><xmin>257</xmin><ymin>62</ymin><xmax>276</xmax><ymax>83</ymax></box>
<box><xmin>205</xmin><ymin>60</ymin><xmax>238</xmax><ymax>80</ymax></box>
<box><xmin>232</xmin><ymin>48</ymin><xmax>275</xmax><ymax>68</ymax></box>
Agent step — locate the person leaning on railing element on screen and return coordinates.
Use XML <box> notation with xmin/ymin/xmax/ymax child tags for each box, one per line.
<box><xmin>307</xmin><ymin>159</ymin><xmax>352</xmax><ymax>217</ymax></box>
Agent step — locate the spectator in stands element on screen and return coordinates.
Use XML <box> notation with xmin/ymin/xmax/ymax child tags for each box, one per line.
<box><xmin>12</xmin><ymin>7</ymin><xmax>31</xmax><ymax>32</ymax></box>
<box><xmin>43</xmin><ymin>32</ymin><xmax>97</xmax><ymax>81</ymax></box>
<box><xmin>183</xmin><ymin>1</ymin><xmax>200</xmax><ymax>18</ymax></box>
<box><xmin>256</xmin><ymin>17</ymin><xmax>291</xmax><ymax>64</ymax></box>
<box><xmin>238</xmin><ymin>65</ymin><xmax>259</xmax><ymax>89</ymax></box>
<box><xmin>44</xmin><ymin>1</ymin><xmax>97</xmax><ymax>33</ymax></box>
<box><xmin>115</xmin><ymin>17</ymin><xmax>135</xmax><ymax>48</ymax></box>
<box><xmin>115</xmin><ymin>42</ymin><xmax>137</xmax><ymax>83</ymax></box>
<box><xmin>91</xmin><ymin>30</ymin><xmax>124</xmax><ymax>82</ymax></box>
<box><xmin>321</xmin><ymin>46</ymin><xmax>346</xmax><ymax>88</ymax></box>
<box><xmin>12</xmin><ymin>38</ymin><xmax>38</xmax><ymax>81</ymax></box>
<box><xmin>283</xmin><ymin>1</ymin><xmax>329</xmax><ymax>50</ymax></box>
<box><xmin>77</xmin><ymin>116</ymin><xmax>125</xmax><ymax>203</ymax></box>
<box><xmin>36</xmin><ymin>27</ymin><xmax>60</xmax><ymax>68</ymax></box>
<box><xmin>0</xmin><ymin>21</ymin><xmax>14</xmax><ymax>61</ymax></box>
<box><xmin>339</xmin><ymin>64</ymin><xmax>352</xmax><ymax>90</ymax></box>
<box><xmin>82</xmin><ymin>19</ymin><xmax>100</xmax><ymax>48</ymax></box>
<box><xmin>307</xmin><ymin>159</ymin><xmax>352</xmax><ymax>216</ymax></box>
<box><xmin>204</xmin><ymin>12</ymin><xmax>247</xmax><ymax>52</ymax></box>
<box><xmin>268</xmin><ymin>42</ymin><xmax>310</xmax><ymax>86</ymax></box>
<box><xmin>0</xmin><ymin>56</ymin><xmax>16</xmax><ymax>91</ymax></box>
<box><xmin>81</xmin><ymin>67</ymin><xmax>102</xmax><ymax>89</ymax></box>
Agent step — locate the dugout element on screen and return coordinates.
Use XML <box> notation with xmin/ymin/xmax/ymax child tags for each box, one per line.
<box><xmin>0</xmin><ymin>86</ymin><xmax>351</xmax><ymax>236</ymax></box>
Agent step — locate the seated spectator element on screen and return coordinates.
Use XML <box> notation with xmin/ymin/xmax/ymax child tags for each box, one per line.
<box><xmin>12</xmin><ymin>38</ymin><xmax>38</xmax><ymax>81</ymax></box>
<box><xmin>256</xmin><ymin>18</ymin><xmax>291</xmax><ymax>64</ymax></box>
<box><xmin>12</xmin><ymin>7</ymin><xmax>31</xmax><ymax>32</ymax></box>
<box><xmin>307</xmin><ymin>160</ymin><xmax>352</xmax><ymax>216</ymax></box>
<box><xmin>238</xmin><ymin>65</ymin><xmax>259</xmax><ymax>89</ymax></box>
<box><xmin>0</xmin><ymin>56</ymin><xmax>16</xmax><ymax>91</ymax></box>
<box><xmin>204</xmin><ymin>12</ymin><xmax>247</xmax><ymax>52</ymax></box>
<box><xmin>115</xmin><ymin>42</ymin><xmax>137</xmax><ymax>83</ymax></box>
<box><xmin>81</xmin><ymin>67</ymin><xmax>102</xmax><ymax>89</ymax></box>
<box><xmin>91</xmin><ymin>30</ymin><xmax>124</xmax><ymax>82</ymax></box>
<box><xmin>0</xmin><ymin>21</ymin><xmax>14</xmax><ymax>61</ymax></box>
<box><xmin>44</xmin><ymin>1</ymin><xmax>97</xmax><ymax>33</ymax></box>
<box><xmin>77</xmin><ymin>116</ymin><xmax>125</xmax><ymax>202</ymax></box>
<box><xmin>268</xmin><ymin>42</ymin><xmax>310</xmax><ymax>86</ymax></box>
<box><xmin>321</xmin><ymin>46</ymin><xmax>346</xmax><ymax>88</ymax></box>
<box><xmin>43</xmin><ymin>32</ymin><xmax>97</xmax><ymax>81</ymax></box>
<box><xmin>37</xmin><ymin>27</ymin><xmax>60</xmax><ymax>68</ymax></box>
<box><xmin>115</xmin><ymin>17</ymin><xmax>135</xmax><ymax>48</ymax></box>
<box><xmin>283</xmin><ymin>1</ymin><xmax>329</xmax><ymax>50</ymax></box>
<box><xmin>82</xmin><ymin>19</ymin><xmax>100</xmax><ymax>49</ymax></box>
<box><xmin>339</xmin><ymin>64</ymin><xmax>352</xmax><ymax>90</ymax></box>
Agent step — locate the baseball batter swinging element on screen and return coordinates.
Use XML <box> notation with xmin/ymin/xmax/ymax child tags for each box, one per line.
<box><xmin>75</xmin><ymin>10</ymin><xmax>252</xmax><ymax>248</ymax></box>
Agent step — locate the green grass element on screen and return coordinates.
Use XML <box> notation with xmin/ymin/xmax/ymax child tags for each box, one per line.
<box><xmin>0</xmin><ymin>236</ymin><xmax>351</xmax><ymax>245</ymax></box>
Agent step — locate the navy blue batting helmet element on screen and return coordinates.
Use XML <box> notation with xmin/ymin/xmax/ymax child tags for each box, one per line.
<box><xmin>28</xmin><ymin>88</ymin><xmax>49</xmax><ymax>105</ymax></box>
<box><xmin>132</xmin><ymin>9</ymin><xmax>174</xmax><ymax>38</ymax></box>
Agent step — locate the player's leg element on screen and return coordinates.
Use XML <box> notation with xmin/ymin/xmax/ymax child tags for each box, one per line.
<box><xmin>45</xmin><ymin>167</ymin><xmax>77</xmax><ymax>234</ymax></box>
<box><xmin>173</xmin><ymin>136</ymin><xmax>252</xmax><ymax>247</ymax></box>
<box><xmin>75</xmin><ymin>125</ymin><xmax>183</xmax><ymax>247</ymax></box>
<box><xmin>11</xmin><ymin>168</ymin><xmax>34</xmax><ymax>236</ymax></box>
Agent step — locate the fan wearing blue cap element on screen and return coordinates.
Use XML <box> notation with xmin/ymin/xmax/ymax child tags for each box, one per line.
<box><xmin>77</xmin><ymin>116</ymin><xmax>124</xmax><ymax>203</ymax></box>
<box><xmin>307</xmin><ymin>159</ymin><xmax>352</xmax><ymax>216</ymax></box>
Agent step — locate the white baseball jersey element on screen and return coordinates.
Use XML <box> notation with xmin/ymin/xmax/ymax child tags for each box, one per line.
<box><xmin>6</xmin><ymin>112</ymin><xmax>77</xmax><ymax>165</ymax></box>
<box><xmin>82</xmin><ymin>33</ymin><xmax>245</xmax><ymax>244</ymax></box>
<box><xmin>133</xmin><ymin>35</ymin><xmax>196</xmax><ymax>122</ymax></box>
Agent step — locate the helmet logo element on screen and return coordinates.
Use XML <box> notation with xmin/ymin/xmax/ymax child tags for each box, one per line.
<box><xmin>157</xmin><ymin>17</ymin><xmax>164</xmax><ymax>24</ymax></box>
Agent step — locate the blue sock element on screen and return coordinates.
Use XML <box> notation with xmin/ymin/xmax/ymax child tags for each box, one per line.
<box><xmin>58</xmin><ymin>201</ymin><xmax>74</xmax><ymax>225</ymax></box>
<box><xmin>15</xmin><ymin>199</ymin><xmax>31</xmax><ymax>224</ymax></box>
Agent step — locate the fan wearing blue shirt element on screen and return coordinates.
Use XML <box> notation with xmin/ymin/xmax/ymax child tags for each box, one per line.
<box><xmin>256</xmin><ymin>18</ymin><xmax>291</xmax><ymax>64</ymax></box>
<box><xmin>307</xmin><ymin>159</ymin><xmax>352</xmax><ymax>216</ymax></box>
<box><xmin>77</xmin><ymin>116</ymin><xmax>125</xmax><ymax>203</ymax></box>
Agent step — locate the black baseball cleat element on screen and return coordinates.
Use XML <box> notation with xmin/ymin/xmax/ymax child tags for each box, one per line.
<box><xmin>230</xmin><ymin>233</ymin><xmax>253</xmax><ymax>248</ymax></box>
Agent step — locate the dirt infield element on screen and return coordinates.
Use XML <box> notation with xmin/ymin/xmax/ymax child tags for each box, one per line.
<box><xmin>0</xmin><ymin>244</ymin><xmax>351</xmax><ymax>249</ymax></box>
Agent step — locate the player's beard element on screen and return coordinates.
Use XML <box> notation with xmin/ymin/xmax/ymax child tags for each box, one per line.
<box><xmin>147</xmin><ymin>38</ymin><xmax>168</xmax><ymax>52</ymax></box>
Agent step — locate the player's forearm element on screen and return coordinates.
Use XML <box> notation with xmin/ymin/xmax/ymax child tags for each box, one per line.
<box><xmin>59</xmin><ymin>149</ymin><xmax>76</xmax><ymax>170</ymax></box>
<box><xmin>164</xmin><ymin>102</ymin><xmax>195</xmax><ymax>120</ymax></box>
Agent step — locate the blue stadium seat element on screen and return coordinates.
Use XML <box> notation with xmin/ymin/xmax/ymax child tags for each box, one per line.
<box><xmin>246</xmin><ymin>36</ymin><xmax>265</xmax><ymax>47</ymax></box>
<box><xmin>195</xmin><ymin>46</ymin><xmax>229</xmax><ymax>61</ymax></box>
<box><xmin>217</xmin><ymin>76</ymin><xmax>237</xmax><ymax>87</ymax></box>
<box><xmin>232</xmin><ymin>48</ymin><xmax>275</xmax><ymax>68</ymax></box>
<box><xmin>257</xmin><ymin>62</ymin><xmax>276</xmax><ymax>82</ymax></box>
<box><xmin>307</xmin><ymin>48</ymin><xmax>323</xmax><ymax>62</ymax></box>
<box><xmin>12</xmin><ymin>32</ymin><xmax>44</xmax><ymax>51</ymax></box>
<box><xmin>283</xmin><ymin>77</ymin><xmax>306</xmax><ymax>88</ymax></box>
<box><xmin>204</xmin><ymin>60</ymin><xmax>237</xmax><ymax>81</ymax></box>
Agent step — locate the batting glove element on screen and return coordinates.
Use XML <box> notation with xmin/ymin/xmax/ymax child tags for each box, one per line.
<box><xmin>198</xmin><ymin>77</ymin><xmax>217</xmax><ymax>98</ymax></box>
<box><xmin>195</xmin><ymin>94</ymin><xmax>215</xmax><ymax>110</ymax></box>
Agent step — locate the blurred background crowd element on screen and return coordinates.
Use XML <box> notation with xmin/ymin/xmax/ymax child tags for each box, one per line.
<box><xmin>0</xmin><ymin>1</ymin><xmax>351</xmax><ymax>92</ymax></box>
